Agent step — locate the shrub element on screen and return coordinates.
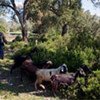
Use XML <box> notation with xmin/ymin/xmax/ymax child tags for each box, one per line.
<box><xmin>55</xmin><ymin>70</ymin><xmax>100</xmax><ymax>99</ymax></box>
<box><xmin>13</xmin><ymin>34</ymin><xmax>97</xmax><ymax>71</ymax></box>
<box><xmin>12</xmin><ymin>35</ymin><xmax>22</xmax><ymax>42</ymax></box>
<box><xmin>13</xmin><ymin>29</ymin><xmax>99</xmax><ymax>71</ymax></box>
<box><xmin>10</xmin><ymin>41</ymin><xmax>28</xmax><ymax>51</ymax></box>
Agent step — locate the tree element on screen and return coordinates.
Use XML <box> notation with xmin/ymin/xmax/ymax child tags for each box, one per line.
<box><xmin>1</xmin><ymin>0</ymin><xmax>93</xmax><ymax>41</ymax></box>
<box><xmin>27</xmin><ymin>0</ymin><xmax>82</xmax><ymax>36</ymax></box>
<box><xmin>0</xmin><ymin>0</ymin><xmax>31</xmax><ymax>41</ymax></box>
<box><xmin>8</xmin><ymin>20</ymin><xmax>20</xmax><ymax>32</ymax></box>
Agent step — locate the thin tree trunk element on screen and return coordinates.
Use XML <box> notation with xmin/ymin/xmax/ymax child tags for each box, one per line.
<box><xmin>21</xmin><ymin>24</ymin><xmax>28</xmax><ymax>42</ymax></box>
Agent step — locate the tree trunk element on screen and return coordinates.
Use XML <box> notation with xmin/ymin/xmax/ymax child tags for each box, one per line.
<box><xmin>0</xmin><ymin>0</ymin><xmax>29</xmax><ymax>42</ymax></box>
<box><xmin>21</xmin><ymin>24</ymin><xmax>28</xmax><ymax>42</ymax></box>
<box><xmin>22</xmin><ymin>28</ymin><xmax>28</xmax><ymax>42</ymax></box>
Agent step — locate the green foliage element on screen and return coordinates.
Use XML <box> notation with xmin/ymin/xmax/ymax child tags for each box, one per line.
<box><xmin>13</xmin><ymin>46</ymin><xmax>32</xmax><ymax>58</ymax></box>
<box><xmin>0</xmin><ymin>0</ymin><xmax>100</xmax><ymax>99</ymax></box>
<box><xmin>7</xmin><ymin>0</ymin><xmax>99</xmax><ymax>71</ymax></box>
<box><xmin>0</xmin><ymin>58</ymin><xmax>13</xmax><ymax>67</ymax></box>
<box><xmin>65</xmin><ymin>47</ymin><xmax>96</xmax><ymax>71</ymax></box>
<box><xmin>55</xmin><ymin>70</ymin><xmax>100</xmax><ymax>99</ymax></box>
<box><xmin>10</xmin><ymin>41</ymin><xmax>29</xmax><ymax>53</ymax></box>
<box><xmin>0</xmin><ymin>24</ymin><xmax>6</xmax><ymax>33</ymax></box>
<box><xmin>12</xmin><ymin>35</ymin><xmax>22</xmax><ymax>42</ymax></box>
<box><xmin>27</xmin><ymin>27</ymin><xmax>98</xmax><ymax>70</ymax></box>
<box><xmin>14</xmin><ymin>24</ymin><xmax>99</xmax><ymax>71</ymax></box>
<box><xmin>0</xmin><ymin>18</ymin><xmax>8</xmax><ymax>33</ymax></box>
<box><xmin>28</xmin><ymin>0</ymin><xmax>82</xmax><ymax>34</ymax></box>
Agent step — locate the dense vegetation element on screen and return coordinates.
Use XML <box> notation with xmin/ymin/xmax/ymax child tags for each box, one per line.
<box><xmin>11</xmin><ymin>11</ymin><xmax>100</xmax><ymax>71</ymax></box>
<box><xmin>0</xmin><ymin>0</ymin><xmax>100</xmax><ymax>99</ymax></box>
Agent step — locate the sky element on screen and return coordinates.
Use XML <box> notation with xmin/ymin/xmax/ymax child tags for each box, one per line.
<box><xmin>15</xmin><ymin>0</ymin><xmax>24</xmax><ymax>7</ymax></box>
<box><xmin>0</xmin><ymin>0</ymin><xmax>100</xmax><ymax>21</ymax></box>
<box><xmin>81</xmin><ymin>0</ymin><xmax>100</xmax><ymax>16</ymax></box>
<box><xmin>2</xmin><ymin>0</ymin><xmax>24</xmax><ymax>21</ymax></box>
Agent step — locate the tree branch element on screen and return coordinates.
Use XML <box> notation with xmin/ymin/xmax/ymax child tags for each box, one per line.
<box><xmin>0</xmin><ymin>3</ymin><xmax>20</xmax><ymax>16</ymax></box>
<box><xmin>24</xmin><ymin>0</ymin><xmax>29</xmax><ymax>6</ymax></box>
<box><xmin>23</xmin><ymin>0</ymin><xmax>30</xmax><ymax>21</ymax></box>
<box><xmin>10</xmin><ymin>0</ymin><xmax>16</xmax><ymax>9</ymax></box>
<box><xmin>91</xmin><ymin>0</ymin><xmax>100</xmax><ymax>7</ymax></box>
<box><xmin>48</xmin><ymin>5</ymin><xmax>61</xmax><ymax>16</ymax></box>
<box><xmin>0</xmin><ymin>3</ymin><xmax>23</xmax><ymax>27</ymax></box>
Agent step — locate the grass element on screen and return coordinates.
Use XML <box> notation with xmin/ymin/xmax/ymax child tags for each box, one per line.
<box><xmin>9</xmin><ymin>32</ymin><xmax>21</xmax><ymax>35</ymax></box>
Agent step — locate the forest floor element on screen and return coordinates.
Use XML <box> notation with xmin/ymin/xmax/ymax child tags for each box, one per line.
<box><xmin>0</xmin><ymin>35</ymin><xmax>57</xmax><ymax>100</ymax></box>
<box><xmin>0</xmin><ymin>58</ymin><xmax>57</xmax><ymax>100</ymax></box>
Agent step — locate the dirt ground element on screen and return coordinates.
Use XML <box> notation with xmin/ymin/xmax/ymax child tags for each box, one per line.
<box><xmin>0</xmin><ymin>58</ymin><xmax>58</xmax><ymax>100</ymax></box>
<box><xmin>5</xmin><ymin>34</ymin><xmax>17</xmax><ymax>42</ymax></box>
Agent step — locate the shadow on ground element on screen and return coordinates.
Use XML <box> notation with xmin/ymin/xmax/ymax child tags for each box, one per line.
<box><xmin>0</xmin><ymin>64</ymin><xmax>54</xmax><ymax>98</ymax></box>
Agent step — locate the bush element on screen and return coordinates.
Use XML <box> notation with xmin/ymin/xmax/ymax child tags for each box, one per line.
<box><xmin>66</xmin><ymin>47</ymin><xmax>96</xmax><ymax>71</ymax></box>
<box><xmin>13</xmin><ymin>33</ymin><xmax>97</xmax><ymax>71</ymax></box>
<box><xmin>10</xmin><ymin>41</ymin><xmax>28</xmax><ymax>51</ymax></box>
<box><xmin>12</xmin><ymin>35</ymin><xmax>22</xmax><ymax>42</ymax></box>
<box><xmin>30</xmin><ymin>45</ymin><xmax>96</xmax><ymax>71</ymax></box>
<box><xmin>13</xmin><ymin>28</ymin><xmax>99</xmax><ymax>71</ymax></box>
<box><xmin>55</xmin><ymin>70</ymin><xmax>100</xmax><ymax>99</ymax></box>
